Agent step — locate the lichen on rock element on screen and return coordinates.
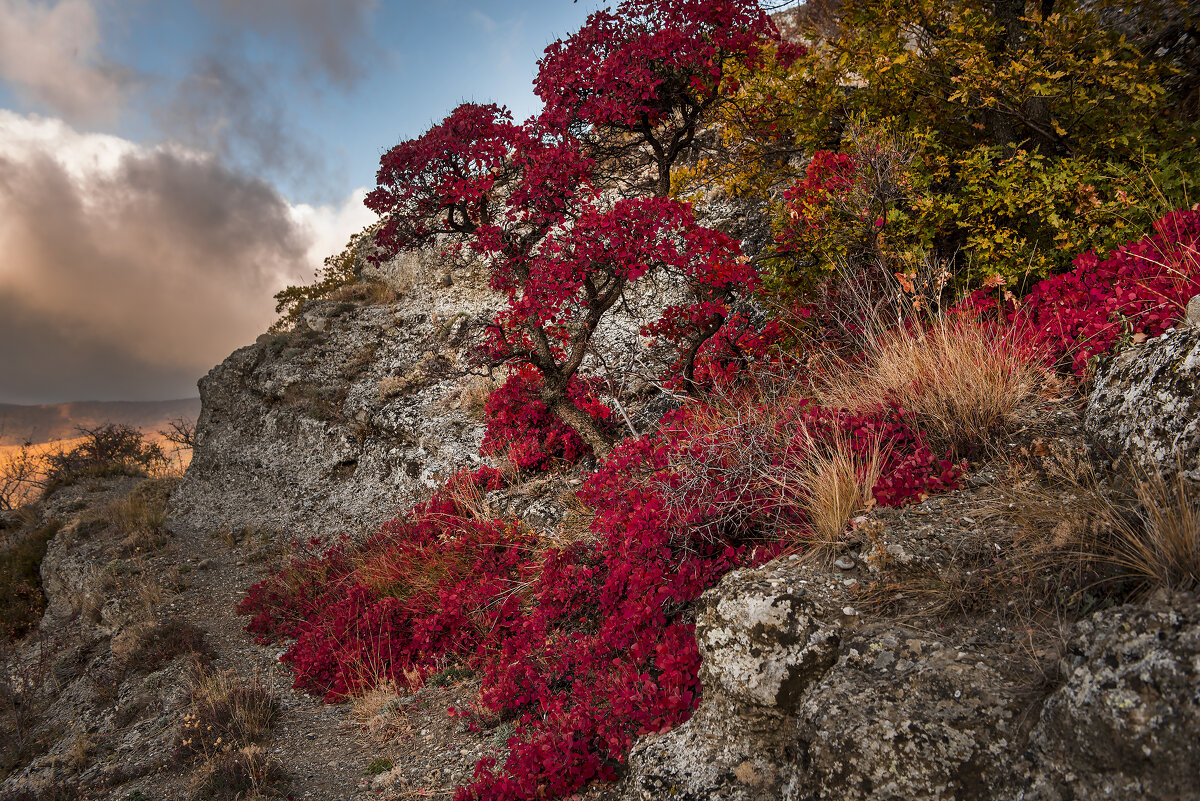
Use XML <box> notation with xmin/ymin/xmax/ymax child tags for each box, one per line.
<box><xmin>1085</xmin><ymin>324</ymin><xmax>1200</xmax><ymax>482</ymax></box>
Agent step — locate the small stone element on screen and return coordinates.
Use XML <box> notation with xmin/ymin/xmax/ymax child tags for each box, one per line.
<box><xmin>842</xmin><ymin>606</ymin><xmax>858</xmax><ymax>616</ymax></box>
<box><xmin>968</xmin><ymin>471</ymin><xmax>994</xmax><ymax>487</ymax></box>
<box><xmin>834</xmin><ymin>555</ymin><xmax>856</xmax><ymax>570</ymax></box>
<box><xmin>1188</xmin><ymin>293</ymin><xmax>1200</xmax><ymax>326</ymax></box>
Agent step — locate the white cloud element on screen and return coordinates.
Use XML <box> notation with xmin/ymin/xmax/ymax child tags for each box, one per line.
<box><xmin>0</xmin><ymin>110</ymin><xmax>376</xmax><ymax>401</ymax></box>
<box><xmin>0</xmin><ymin>0</ymin><xmax>132</xmax><ymax>122</ymax></box>
<box><xmin>289</xmin><ymin>188</ymin><xmax>377</xmax><ymax>278</ymax></box>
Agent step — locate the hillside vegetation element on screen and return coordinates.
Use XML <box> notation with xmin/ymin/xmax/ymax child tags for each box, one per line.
<box><xmin>5</xmin><ymin>1</ymin><xmax>1200</xmax><ymax>800</ymax></box>
<box><xmin>241</xmin><ymin>1</ymin><xmax>1200</xmax><ymax>800</ymax></box>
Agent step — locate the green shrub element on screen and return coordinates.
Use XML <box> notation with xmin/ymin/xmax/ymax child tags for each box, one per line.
<box><xmin>695</xmin><ymin>0</ymin><xmax>1200</xmax><ymax>296</ymax></box>
<box><xmin>366</xmin><ymin>757</ymin><xmax>393</xmax><ymax>776</ymax></box>
<box><xmin>0</xmin><ymin>521</ymin><xmax>61</xmax><ymax>640</ymax></box>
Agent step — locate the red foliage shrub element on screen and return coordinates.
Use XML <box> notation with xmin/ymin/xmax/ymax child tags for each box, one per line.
<box><xmin>242</xmin><ymin>388</ymin><xmax>960</xmax><ymax>798</ymax></box>
<box><xmin>965</xmin><ymin>207</ymin><xmax>1200</xmax><ymax>377</ymax></box>
<box><xmin>775</xmin><ymin>150</ymin><xmax>857</xmax><ymax>253</ymax></box>
<box><xmin>481</xmin><ymin>367</ymin><xmax>614</xmax><ymax>471</ymax></box>
<box><xmin>239</xmin><ymin>473</ymin><xmax>535</xmax><ymax>702</ymax></box>
<box><xmin>536</xmin><ymin>0</ymin><xmax>777</xmax><ymax>131</ymax></box>
<box><xmin>535</xmin><ymin>0</ymin><xmax>786</xmax><ymax>197</ymax></box>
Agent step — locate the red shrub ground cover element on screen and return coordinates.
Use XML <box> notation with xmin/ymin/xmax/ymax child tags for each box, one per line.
<box><xmin>240</xmin><ymin>396</ymin><xmax>959</xmax><ymax>800</ymax></box>
<box><xmin>967</xmin><ymin>207</ymin><xmax>1200</xmax><ymax>377</ymax></box>
<box><xmin>481</xmin><ymin>367</ymin><xmax>614</xmax><ymax>472</ymax></box>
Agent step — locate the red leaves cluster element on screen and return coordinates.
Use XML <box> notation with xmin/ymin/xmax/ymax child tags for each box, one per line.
<box><xmin>240</xmin><ymin>391</ymin><xmax>961</xmax><ymax>799</ymax></box>
<box><xmin>238</xmin><ymin>481</ymin><xmax>536</xmax><ymax>702</ymax></box>
<box><xmin>481</xmin><ymin>367</ymin><xmax>613</xmax><ymax>472</ymax></box>
<box><xmin>966</xmin><ymin>207</ymin><xmax>1200</xmax><ymax>377</ymax></box>
<box><xmin>775</xmin><ymin>149</ymin><xmax>857</xmax><ymax>252</ymax></box>
<box><xmin>536</xmin><ymin>0</ymin><xmax>776</xmax><ymax>130</ymax></box>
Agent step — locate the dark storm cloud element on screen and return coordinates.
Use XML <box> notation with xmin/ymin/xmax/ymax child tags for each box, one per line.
<box><xmin>155</xmin><ymin>50</ymin><xmax>328</xmax><ymax>190</ymax></box>
<box><xmin>0</xmin><ymin>140</ymin><xmax>311</xmax><ymax>403</ymax></box>
<box><xmin>209</xmin><ymin>0</ymin><xmax>379</xmax><ymax>86</ymax></box>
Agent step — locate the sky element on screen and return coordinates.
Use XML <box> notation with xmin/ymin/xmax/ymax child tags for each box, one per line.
<box><xmin>0</xmin><ymin>0</ymin><xmax>606</xmax><ymax>404</ymax></box>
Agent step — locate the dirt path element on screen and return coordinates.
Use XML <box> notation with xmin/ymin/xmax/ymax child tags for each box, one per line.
<box><xmin>157</xmin><ymin>528</ymin><xmax>375</xmax><ymax>800</ymax></box>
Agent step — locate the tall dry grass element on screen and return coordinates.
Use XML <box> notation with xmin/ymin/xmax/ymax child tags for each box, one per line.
<box><xmin>813</xmin><ymin>311</ymin><xmax>1055</xmax><ymax>455</ymax></box>
<box><xmin>795</xmin><ymin>428</ymin><xmax>886</xmax><ymax>551</ymax></box>
<box><xmin>660</xmin><ymin>379</ymin><xmax>887</xmax><ymax>552</ymax></box>
<box><xmin>1114</xmin><ymin>470</ymin><xmax>1200</xmax><ymax>591</ymax></box>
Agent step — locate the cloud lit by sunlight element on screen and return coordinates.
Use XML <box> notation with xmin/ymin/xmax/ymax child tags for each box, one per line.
<box><xmin>0</xmin><ymin>110</ymin><xmax>374</xmax><ymax>403</ymax></box>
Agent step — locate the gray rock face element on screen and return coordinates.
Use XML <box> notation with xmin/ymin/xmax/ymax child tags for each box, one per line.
<box><xmin>1085</xmin><ymin>325</ymin><xmax>1200</xmax><ymax>481</ymax></box>
<box><xmin>167</xmin><ymin>247</ymin><xmax>690</xmax><ymax>541</ymax></box>
<box><xmin>795</xmin><ymin>631</ymin><xmax>1017</xmax><ymax>801</ymax></box>
<box><xmin>167</xmin><ymin>266</ymin><xmax>502</xmax><ymax>540</ymax></box>
<box><xmin>621</xmin><ymin>558</ymin><xmax>843</xmax><ymax>801</ymax></box>
<box><xmin>1021</xmin><ymin>595</ymin><xmax>1200</xmax><ymax>801</ymax></box>
<box><xmin>617</xmin><ymin>558</ymin><xmax>1200</xmax><ymax>801</ymax></box>
<box><xmin>697</xmin><ymin>563</ymin><xmax>843</xmax><ymax>709</ymax></box>
<box><xmin>1186</xmin><ymin>293</ymin><xmax>1200</xmax><ymax>326</ymax></box>
<box><xmin>619</xmin><ymin>558</ymin><xmax>1016</xmax><ymax>801</ymax></box>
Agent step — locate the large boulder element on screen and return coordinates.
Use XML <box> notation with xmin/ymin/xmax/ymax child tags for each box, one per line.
<box><xmin>620</xmin><ymin>558</ymin><xmax>847</xmax><ymax>801</ymax></box>
<box><xmin>1086</xmin><ymin>323</ymin><xmax>1200</xmax><ymax>481</ymax></box>
<box><xmin>1020</xmin><ymin>593</ymin><xmax>1200</xmax><ymax>800</ymax></box>
<box><xmin>616</xmin><ymin>557</ymin><xmax>1020</xmax><ymax>801</ymax></box>
<box><xmin>617</xmin><ymin>555</ymin><xmax>1200</xmax><ymax>801</ymax></box>
<box><xmin>167</xmin><ymin>260</ymin><xmax>502</xmax><ymax>541</ymax></box>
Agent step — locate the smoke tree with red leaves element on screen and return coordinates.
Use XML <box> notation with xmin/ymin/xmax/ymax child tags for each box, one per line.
<box><xmin>365</xmin><ymin>1</ymin><xmax>785</xmax><ymax>455</ymax></box>
<box><xmin>536</xmin><ymin>0</ymin><xmax>785</xmax><ymax>197</ymax></box>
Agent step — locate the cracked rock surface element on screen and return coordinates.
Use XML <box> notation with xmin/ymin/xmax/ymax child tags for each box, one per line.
<box><xmin>1086</xmin><ymin>324</ymin><xmax>1200</xmax><ymax>481</ymax></box>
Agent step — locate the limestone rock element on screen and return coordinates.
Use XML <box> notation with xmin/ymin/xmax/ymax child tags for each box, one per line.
<box><xmin>697</xmin><ymin>561</ymin><xmax>843</xmax><ymax>709</ymax></box>
<box><xmin>1021</xmin><ymin>594</ymin><xmax>1200</xmax><ymax>800</ymax></box>
<box><xmin>168</xmin><ymin>248</ymin><xmax>694</xmax><ymax>540</ymax></box>
<box><xmin>794</xmin><ymin>630</ymin><xmax>1017</xmax><ymax>801</ymax></box>
<box><xmin>1085</xmin><ymin>325</ymin><xmax>1200</xmax><ymax>481</ymax></box>
<box><xmin>619</xmin><ymin>558</ymin><xmax>845</xmax><ymax>801</ymax></box>
<box><xmin>616</xmin><ymin>555</ymin><xmax>1200</xmax><ymax>801</ymax></box>
<box><xmin>621</xmin><ymin>696</ymin><xmax>803</xmax><ymax>801</ymax></box>
<box><xmin>166</xmin><ymin>260</ymin><xmax>502</xmax><ymax>540</ymax></box>
<box><xmin>616</xmin><ymin>557</ymin><xmax>1018</xmax><ymax>801</ymax></box>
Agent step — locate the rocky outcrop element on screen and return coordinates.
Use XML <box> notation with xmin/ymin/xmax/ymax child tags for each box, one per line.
<box><xmin>1021</xmin><ymin>595</ymin><xmax>1200</xmax><ymax>800</ymax></box>
<box><xmin>167</xmin><ymin>247</ymin><xmax>692</xmax><ymax>541</ymax></box>
<box><xmin>617</xmin><ymin>557</ymin><xmax>1200</xmax><ymax>801</ymax></box>
<box><xmin>618</xmin><ymin>557</ymin><xmax>1022</xmax><ymax>801</ymax></box>
<box><xmin>1085</xmin><ymin>323</ymin><xmax>1200</xmax><ymax>481</ymax></box>
<box><xmin>166</xmin><ymin>257</ymin><xmax>503</xmax><ymax>540</ymax></box>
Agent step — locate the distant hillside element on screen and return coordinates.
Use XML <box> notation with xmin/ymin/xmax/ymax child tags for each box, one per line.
<box><xmin>0</xmin><ymin>398</ymin><xmax>201</xmax><ymax>446</ymax></box>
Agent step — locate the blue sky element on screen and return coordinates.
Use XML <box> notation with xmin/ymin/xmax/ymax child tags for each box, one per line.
<box><xmin>0</xmin><ymin>0</ymin><xmax>606</xmax><ymax>403</ymax></box>
<box><xmin>0</xmin><ymin>0</ymin><xmax>606</xmax><ymax>203</ymax></box>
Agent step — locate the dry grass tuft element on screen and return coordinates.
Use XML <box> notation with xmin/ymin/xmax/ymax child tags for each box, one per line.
<box><xmin>329</xmin><ymin>278</ymin><xmax>400</xmax><ymax>306</ymax></box>
<box><xmin>102</xmin><ymin>478</ymin><xmax>178</xmax><ymax>554</ymax></box>
<box><xmin>796</xmin><ymin>430</ymin><xmax>886</xmax><ymax>552</ymax></box>
<box><xmin>352</xmin><ymin>546</ymin><xmax>471</xmax><ymax>603</ymax></box>
<box><xmin>986</xmin><ymin>445</ymin><xmax>1128</xmax><ymax>556</ymax></box>
<box><xmin>1114</xmin><ymin>471</ymin><xmax>1200</xmax><ymax>590</ymax></box>
<box><xmin>814</xmin><ymin>312</ymin><xmax>1054</xmax><ymax>455</ymax></box>
<box><xmin>191</xmin><ymin>744</ymin><xmax>288</xmax><ymax>800</ymax></box>
<box><xmin>179</xmin><ymin>667</ymin><xmax>279</xmax><ymax>762</ymax></box>
<box><xmin>351</xmin><ymin>680</ymin><xmax>405</xmax><ymax>740</ymax></box>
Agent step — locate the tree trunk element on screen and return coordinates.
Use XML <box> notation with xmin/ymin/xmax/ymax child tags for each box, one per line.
<box><xmin>546</xmin><ymin>393</ymin><xmax>614</xmax><ymax>462</ymax></box>
<box><xmin>989</xmin><ymin>0</ymin><xmax>1026</xmax><ymax>147</ymax></box>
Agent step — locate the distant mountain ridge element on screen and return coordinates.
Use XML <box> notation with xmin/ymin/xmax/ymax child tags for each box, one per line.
<box><xmin>0</xmin><ymin>398</ymin><xmax>201</xmax><ymax>446</ymax></box>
